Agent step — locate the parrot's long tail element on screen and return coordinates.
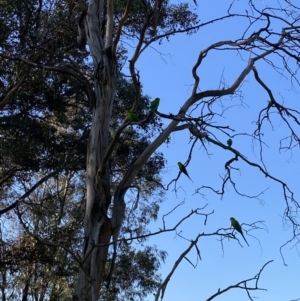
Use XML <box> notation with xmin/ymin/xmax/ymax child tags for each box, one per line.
<box><xmin>242</xmin><ymin>233</ymin><xmax>249</xmax><ymax>246</ymax></box>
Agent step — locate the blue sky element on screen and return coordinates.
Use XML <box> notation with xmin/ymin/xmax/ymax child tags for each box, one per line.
<box><xmin>123</xmin><ymin>0</ymin><xmax>300</xmax><ymax>300</ymax></box>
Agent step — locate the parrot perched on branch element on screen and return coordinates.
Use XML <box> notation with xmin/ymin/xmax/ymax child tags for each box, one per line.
<box><xmin>110</xmin><ymin>129</ymin><xmax>116</xmax><ymax>139</ymax></box>
<box><xmin>227</xmin><ymin>138</ymin><xmax>233</xmax><ymax>147</ymax></box>
<box><xmin>150</xmin><ymin>98</ymin><xmax>160</xmax><ymax>112</ymax></box>
<box><xmin>177</xmin><ymin>162</ymin><xmax>193</xmax><ymax>183</ymax></box>
<box><xmin>145</xmin><ymin>174</ymin><xmax>154</xmax><ymax>181</ymax></box>
<box><xmin>230</xmin><ymin>217</ymin><xmax>249</xmax><ymax>246</ymax></box>
<box><xmin>126</xmin><ymin>111</ymin><xmax>139</xmax><ymax>122</ymax></box>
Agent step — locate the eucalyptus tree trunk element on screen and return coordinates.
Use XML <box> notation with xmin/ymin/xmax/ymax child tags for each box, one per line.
<box><xmin>74</xmin><ymin>0</ymin><xmax>116</xmax><ymax>299</ymax></box>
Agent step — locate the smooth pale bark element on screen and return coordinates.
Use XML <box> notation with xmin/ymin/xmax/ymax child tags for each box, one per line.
<box><xmin>74</xmin><ymin>0</ymin><xmax>116</xmax><ymax>300</ymax></box>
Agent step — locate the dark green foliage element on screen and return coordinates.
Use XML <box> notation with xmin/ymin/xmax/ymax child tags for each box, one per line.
<box><xmin>0</xmin><ymin>5</ymin><xmax>166</xmax><ymax>299</ymax></box>
<box><xmin>114</xmin><ymin>0</ymin><xmax>199</xmax><ymax>39</ymax></box>
<box><xmin>0</xmin><ymin>0</ymin><xmax>201</xmax><ymax>298</ymax></box>
<box><xmin>101</xmin><ymin>245</ymin><xmax>167</xmax><ymax>301</ymax></box>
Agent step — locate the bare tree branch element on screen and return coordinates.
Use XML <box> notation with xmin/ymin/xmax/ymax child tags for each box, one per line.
<box><xmin>205</xmin><ymin>260</ymin><xmax>274</xmax><ymax>301</ymax></box>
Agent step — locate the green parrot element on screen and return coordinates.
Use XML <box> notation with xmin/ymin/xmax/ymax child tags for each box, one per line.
<box><xmin>110</xmin><ymin>129</ymin><xmax>116</xmax><ymax>139</ymax></box>
<box><xmin>150</xmin><ymin>98</ymin><xmax>160</xmax><ymax>112</ymax></box>
<box><xmin>177</xmin><ymin>162</ymin><xmax>193</xmax><ymax>183</ymax></box>
<box><xmin>126</xmin><ymin>111</ymin><xmax>139</xmax><ymax>122</ymax></box>
<box><xmin>230</xmin><ymin>217</ymin><xmax>249</xmax><ymax>246</ymax></box>
<box><xmin>227</xmin><ymin>138</ymin><xmax>233</xmax><ymax>147</ymax></box>
<box><xmin>145</xmin><ymin>174</ymin><xmax>154</xmax><ymax>181</ymax></box>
